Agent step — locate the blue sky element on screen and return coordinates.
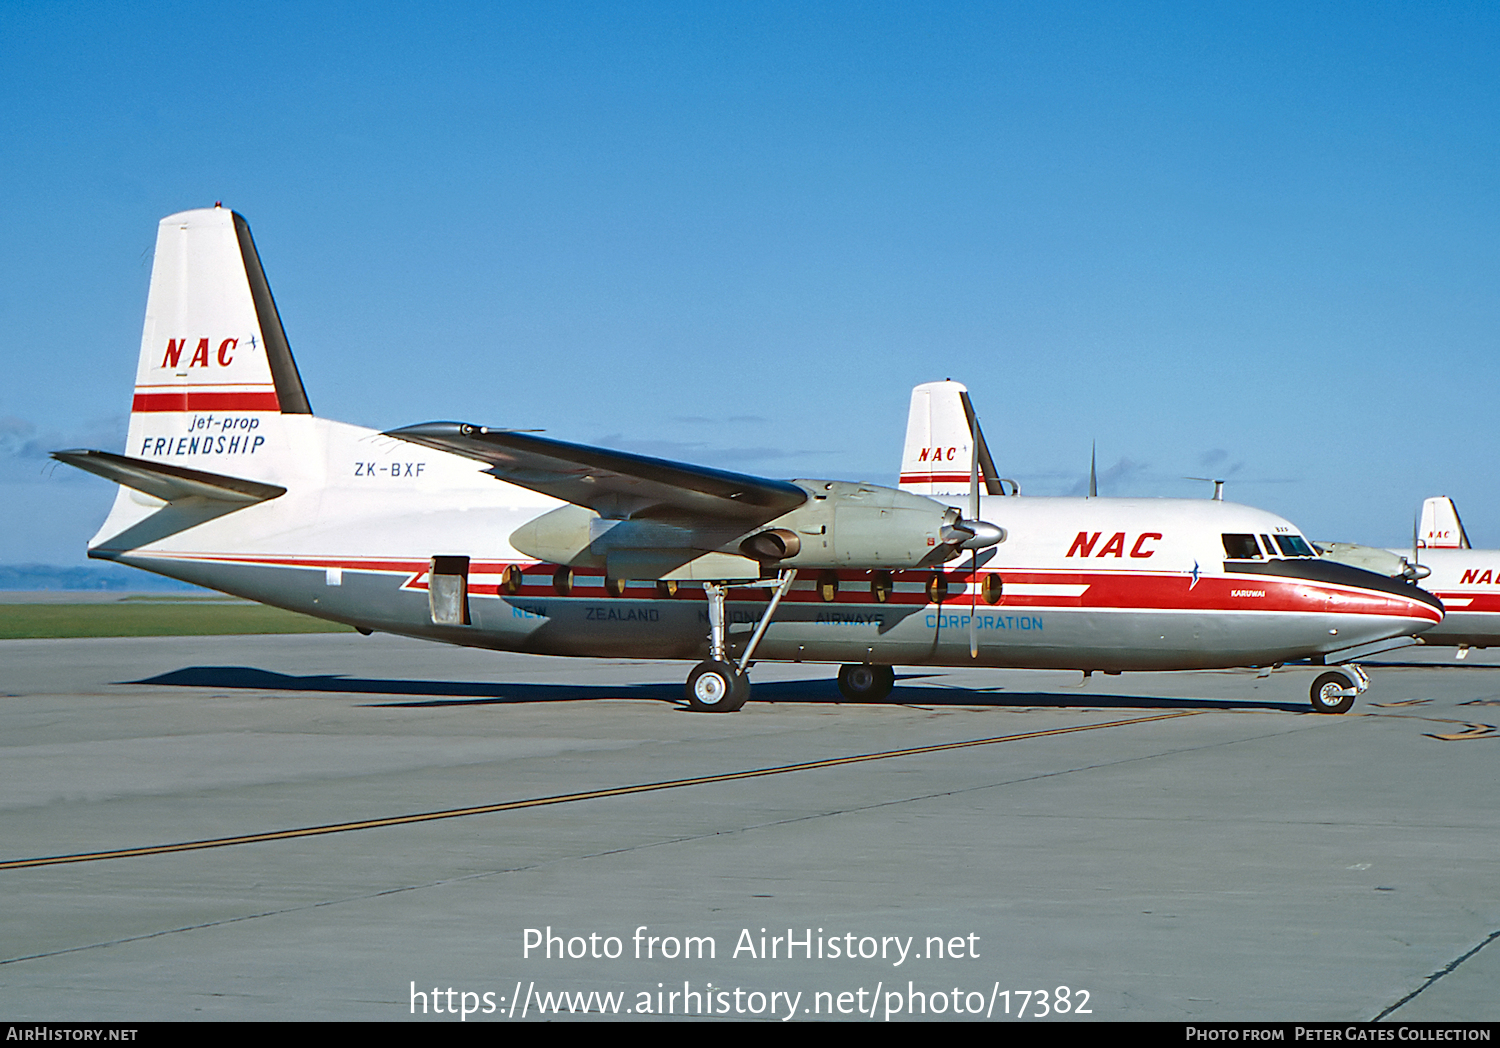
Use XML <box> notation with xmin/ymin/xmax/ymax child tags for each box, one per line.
<box><xmin>3</xmin><ymin>1</ymin><xmax>1498</xmax><ymax>563</ymax></box>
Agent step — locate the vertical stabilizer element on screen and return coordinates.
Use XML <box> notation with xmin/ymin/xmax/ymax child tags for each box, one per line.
<box><xmin>899</xmin><ymin>380</ymin><xmax>1000</xmax><ymax>496</ymax></box>
<box><xmin>132</xmin><ymin>206</ymin><xmax>309</xmax><ymax>419</ymax></box>
<box><xmin>86</xmin><ymin>208</ymin><xmax>319</xmax><ymax>553</ymax></box>
<box><xmin>121</xmin><ymin>207</ymin><xmax>312</xmax><ymax>488</ymax></box>
<box><xmin>1417</xmin><ymin>496</ymin><xmax>1470</xmax><ymax>549</ymax></box>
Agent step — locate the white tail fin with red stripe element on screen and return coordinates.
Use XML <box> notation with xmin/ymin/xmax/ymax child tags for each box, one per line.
<box><xmin>1418</xmin><ymin>496</ymin><xmax>1470</xmax><ymax>549</ymax></box>
<box><xmin>898</xmin><ymin>379</ymin><xmax>1002</xmax><ymax>496</ymax></box>
<box><xmin>124</xmin><ymin>207</ymin><xmax>311</xmax><ymax>482</ymax></box>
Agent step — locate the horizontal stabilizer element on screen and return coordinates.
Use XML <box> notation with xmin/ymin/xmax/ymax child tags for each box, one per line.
<box><xmin>387</xmin><ymin>422</ymin><xmax>808</xmax><ymax>521</ymax></box>
<box><xmin>52</xmin><ymin>449</ymin><xmax>286</xmax><ymax>505</ymax></box>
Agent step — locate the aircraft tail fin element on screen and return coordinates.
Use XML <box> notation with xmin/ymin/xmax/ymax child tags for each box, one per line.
<box><xmin>61</xmin><ymin>207</ymin><xmax>318</xmax><ymax>555</ymax></box>
<box><xmin>129</xmin><ymin>206</ymin><xmax>309</xmax><ymax>418</ymax></box>
<box><xmin>898</xmin><ymin>380</ymin><xmax>1002</xmax><ymax>496</ymax></box>
<box><xmin>114</xmin><ymin>207</ymin><xmax>313</xmax><ymax>481</ymax></box>
<box><xmin>1417</xmin><ymin>496</ymin><xmax>1470</xmax><ymax>549</ymax></box>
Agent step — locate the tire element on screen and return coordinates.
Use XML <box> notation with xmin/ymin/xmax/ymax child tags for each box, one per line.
<box><xmin>686</xmin><ymin>660</ymin><xmax>749</xmax><ymax>712</ymax></box>
<box><xmin>837</xmin><ymin>664</ymin><xmax>895</xmax><ymax>702</ymax></box>
<box><xmin>1310</xmin><ymin>670</ymin><xmax>1356</xmax><ymax>714</ymax></box>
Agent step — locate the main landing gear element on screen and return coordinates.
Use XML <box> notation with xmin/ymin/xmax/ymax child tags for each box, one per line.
<box><xmin>837</xmin><ymin>664</ymin><xmax>895</xmax><ymax>702</ymax></box>
<box><xmin>684</xmin><ymin>571</ymin><xmax>797</xmax><ymax>713</ymax></box>
<box><xmin>685</xmin><ymin>660</ymin><xmax>750</xmax><ymax>712</ymax></box>
<box><xmin>1309</xmin><ymin>665</ymin><xmax>1368</xmax><ymax>714</ymax></box>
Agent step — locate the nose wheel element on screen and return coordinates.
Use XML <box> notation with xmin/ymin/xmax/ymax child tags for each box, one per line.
<box><xmin>1310</xmin><ymin>670</ymin><xmax>1360</xmax><ymax>714</ymax></box>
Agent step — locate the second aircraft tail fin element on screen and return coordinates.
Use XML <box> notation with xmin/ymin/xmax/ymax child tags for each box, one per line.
<box><xmin>898</xmin><ymin>379</ymin><xmax>1003</xmax><ymax>496</ymax></box>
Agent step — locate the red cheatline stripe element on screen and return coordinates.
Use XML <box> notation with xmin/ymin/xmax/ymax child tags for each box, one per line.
<box><xmin>900</xmin><ymin>472</ymin><xmax>979</xmax><ymax>483</ymax></box>
<box><xmin>134</xmin><ymin>553</ymin><xmax>1442</xmax><ymax>619</ymax></box>
<box><xmin>0</xmin><ymin>712</ymin><xmax>1198</xmax><ymax>869</ymax></box>
<box><xmin>132</xmin><ymin>392</ymin><xmax>281</xmax><ymax>412</ymax></box>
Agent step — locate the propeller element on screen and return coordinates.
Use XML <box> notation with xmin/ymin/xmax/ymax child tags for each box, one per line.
<box><xmin>970</xmin><ymin>429</ymin><xmax>980</xmax><ymax>658</ymax></box>
<box><xmin>939</xmin><ymin>511</ymin><xmax>1003</xmax><ymax>550</ymax></box>
<box><xmin>933</xmin><ymin>394</ymin><xmax>1005</xmax><ymax>658</ymax></box>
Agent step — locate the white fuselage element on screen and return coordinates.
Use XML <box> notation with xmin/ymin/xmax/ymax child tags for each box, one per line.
<box><xmin>93</xmin><ymin>413</ymin><xmax>1443</xmax><ymax>672</ymax></box>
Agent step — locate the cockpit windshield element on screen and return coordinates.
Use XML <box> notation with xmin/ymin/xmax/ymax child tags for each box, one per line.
<box><xmin>1223</xmin><ymin>533</ymin><xmax>1317</xmax><ymax>560</ymax></box>
<box><xmin>1274</xmin><ymin>534</ymin><xmax>1316</xmax><ymax>557</ymax></box>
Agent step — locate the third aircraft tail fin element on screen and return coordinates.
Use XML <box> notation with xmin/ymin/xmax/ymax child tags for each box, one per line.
<box><xmin>1417</xmin><ymin>496</ymin><xmax>1470</xmax><ymax>549</ymax></box>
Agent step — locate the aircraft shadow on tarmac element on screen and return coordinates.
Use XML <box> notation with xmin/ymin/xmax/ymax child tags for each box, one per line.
<box><xmin>127</xmin><ymin>666</ymin><xmax>1310</xmax><ymax>713</ymax></box>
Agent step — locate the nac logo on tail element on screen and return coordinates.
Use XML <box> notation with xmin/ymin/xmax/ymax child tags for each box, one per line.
<box><xmin>1066</xmin><ymin>531</ymin><xmax>1161</xmax><ymax>558</ymax></box>
<box><xmin>916</xmin><ymin>447</ymin><xmax>959</xmax><ymax>462</ymax></box>
<box><xmin>160</xmin><ymin>337</ymin><xmax>253</xmax><ymax>369</ymax></box>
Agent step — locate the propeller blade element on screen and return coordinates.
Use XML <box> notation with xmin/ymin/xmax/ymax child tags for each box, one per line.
<box><xmin>970</xmin><ymin>434</ymin><xmax>979</xmax><ymax>658</ymax></box>
<box><xmin>970</xmin><ymin>547</ymin><xmax>979</xmax><ymax>659</ymax></box>
<box><xmin>958</xmin><ymin>390</ymin><xmax>1002</xmax><ymax>495</ymax></box>
<box><xmin>969</xmin><ymin>419</ymin><xmax>980</xmax><ymax>523</ymax></box>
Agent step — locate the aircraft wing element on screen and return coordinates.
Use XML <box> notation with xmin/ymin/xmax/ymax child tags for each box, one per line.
<box><xmin>386</xmin><ymin>422</ymin><xmax>808</xmax><ymax>521</ymax></box>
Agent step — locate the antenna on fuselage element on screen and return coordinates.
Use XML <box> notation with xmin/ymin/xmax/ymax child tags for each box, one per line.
<box><xmin>1186</xmin><ymin>477</ymin><xmax>1224</xmax><ymax>500</ymax></box>
<box><xmin>1088</xmin><ymin>442</ymin><xmax>1097</xmax><ymax>498</ymax></box>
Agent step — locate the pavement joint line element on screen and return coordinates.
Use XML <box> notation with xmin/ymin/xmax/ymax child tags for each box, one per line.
<box><xmin>0</xmin><ymin>711</ymin><xmax>1201</xmax><ymax>871</ymax></box>
<box><xmin>1371</xmin><ymin>928</ymin><xmax>1500</xmax><ymax>1021</ymax></box>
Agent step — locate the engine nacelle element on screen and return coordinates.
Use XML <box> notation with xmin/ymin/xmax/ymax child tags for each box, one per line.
<box><xmin>754</xmin><ymin>480</ymin><xmax>963</xmax><ymax>569</ymax></box>
<box><xmin>507</xmin><ymin>479</ymin><xmax>1000</xmax><ymax>580</ymax></box>
<box><xmin>1314</xmin><ymin>541</ymin><xmax>1430</xmax><ymax>581</ymax></box>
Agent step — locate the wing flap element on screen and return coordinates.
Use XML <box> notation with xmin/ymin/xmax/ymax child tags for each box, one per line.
<box><xmin>386</xmin><ymin>422</ymin><xmax>807</xmax><ymax>521</ymax></box>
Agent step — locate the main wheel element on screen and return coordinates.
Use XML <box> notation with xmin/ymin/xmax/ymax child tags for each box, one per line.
<box><xmin>685</xmin><ymin>660</ymin><xmax>750</xmax><ymax>712</ymax></box>
<box><xmin>1310</xmin><ymin>670</ymin><xmax>1357</xmax><ymax>714</ymax></box>
<box><xmin>837</xmin><ymin>663</ymin><xmax>896</xmax><ymax>702</ymax></box>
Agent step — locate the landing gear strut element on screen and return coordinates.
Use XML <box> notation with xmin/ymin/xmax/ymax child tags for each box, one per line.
<box><xmin>683</xmin><ymin>571</ymin><xmax>796</xmax><ymax>713</ymax></box>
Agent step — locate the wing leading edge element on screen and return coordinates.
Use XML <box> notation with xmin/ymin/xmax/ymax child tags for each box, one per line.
<box><xmin>386</xmin><ymin>422</ymin><xmax>808</xmax><ymax>522</ymax></box>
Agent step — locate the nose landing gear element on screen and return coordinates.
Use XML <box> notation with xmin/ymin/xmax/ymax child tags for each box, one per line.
<box><xmin>1309</xmin><ymin>664</ymin><xmax>1368</xmax><ymax>714</ymax></box>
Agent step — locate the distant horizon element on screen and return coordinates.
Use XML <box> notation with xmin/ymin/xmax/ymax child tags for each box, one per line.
<box><xmin>0</xmin><ymin>563</ymin><xmax>205</xmax><ymax>592</ymax></box>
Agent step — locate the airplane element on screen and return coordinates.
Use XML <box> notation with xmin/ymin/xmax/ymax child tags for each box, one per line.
<box><xmin>898</xmin><ymin>379</ymin><xmax>1445</xmax><ymax>712</ymax></box>
<box><xmin>55</xmin><ymin>207</ymin><xmax>1442</xmax><ymax>716</ymax></box>
<box><xmin>1319</xmin><ymin>497</ymin><xmax>1500</xmax><ymax>653</ymax></box>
